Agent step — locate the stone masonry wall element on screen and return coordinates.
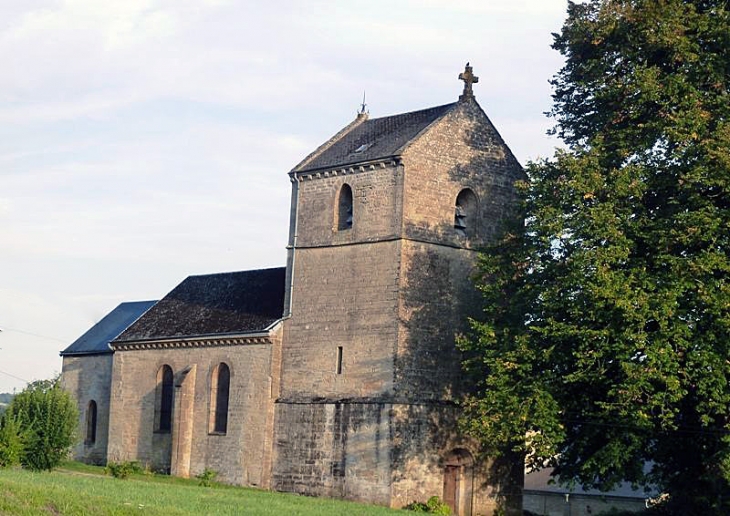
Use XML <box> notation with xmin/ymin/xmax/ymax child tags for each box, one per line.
<box><xmin>273</xmin><ymin>401</ymin><xmax>520</xmax><ymax>514</ymax></box>
<box><xmin>395</xmin><ymin>241</ymin><xmax>478</xmax><ymax>401</ymax></box>
<box><xmin>275</xmin><ymin>159</ymin><xmax>405</xmax><ymax>504</ymax></box>
<box><xmin>390</xmin><ymin>99</ymin><xmax>524</xmax><ymax>514</ymax></box>
<box><xmin>390</xmin><ymin>404</ymin><xmax>472</xmax><ymax>510</ymax></box>
<box><xmin>281</xmin><ymin>240</ymin><xmax>401</xmax><ymax>399</ymax></box>
<box><xmin>272</xmin><ymin>401</ymin><xmax>392</xmax><ymax>505</ymax></box>
<box><xmin>107</xmin><ymin>330</ymin><xmax>280</xmax><ymax>486</ymax></box>
<box><xmin>523</xmin><ymin>492</ymin><xmax>647</xmax><ymax>516</ymax></box>
<box><xmin>390</xmin><ymin>403</ymin><xmax>523</xmax><ymax>515</ymax></box>
<box><xmin>393</xmin><ymin>97</ymin><xmax>524</xmax><ymax>401</ymax></box>
<box><xmin>61</xmin><ymin>354</ymin><xmax>113</xmax><ymax>465</ymax></box>
<box><xmin>400</xmin><ymin>97</ymin><xmax>524</xmax><ymax>250</ymax></box>
<box><xmin>293</xmin><ymin>164</ymin><xmax>403</xmax><ymax>248</ymax></box>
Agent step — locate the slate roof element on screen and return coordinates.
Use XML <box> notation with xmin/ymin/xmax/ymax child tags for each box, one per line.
<box><xmin>294</xmin><ymin>103</ymin><xmax>456</xmax><ymax>172</ymax></box>
<box><xmin>60</xmin><ymin>301</ymin><xmax>156</xmax><ymax>356</ymax></box>
<box><xmin>114</xmin><ymin>267</ymin><xmax>286</xmax><ymax>342</ymax></box>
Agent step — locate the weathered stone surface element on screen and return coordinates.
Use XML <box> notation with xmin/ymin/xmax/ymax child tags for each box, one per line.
<box><xmin>281</xmin><ymin>239</ymin><xmax>401</xmax><ymax>399</ymax></box>
<box><xmin>274</xmin><ymin>95</ymin><xmax>524</xmax><ymax>514</ymax></box>
<box><xmin>61</xmin><ymin>354</ymin><xmax>113</xmax><ymax>465</ymax></box>
<box><xmin>106</xmin><ymin>326</ymin><xmax>282</xmax><ymax>486</ymax></box>
<box><xmin>272</xmin><ymin>401</ymin><xmax>392</xmax><ymax>504</ymax></box>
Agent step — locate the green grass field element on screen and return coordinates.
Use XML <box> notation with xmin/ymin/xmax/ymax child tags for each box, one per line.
<box><xmin>0</xmin><ymin>463</ymin><xmax>405</xmax><ymax>515</ymax></box>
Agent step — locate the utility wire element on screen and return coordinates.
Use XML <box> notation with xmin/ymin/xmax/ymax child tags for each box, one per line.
<box><xmin>0</xmin><ymin>327</ymin><xmax>67</xmax><ymax>343</ymax></box>
<box><xmin>0</xmin><ymin>368</ymin><xmax>29</xmax><ymax>384</ymax></box>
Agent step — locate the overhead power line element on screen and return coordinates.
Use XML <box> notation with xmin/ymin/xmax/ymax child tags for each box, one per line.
<box><xmin>0</xmin><ymin>327</ymin><xmax>67</xmax><ymax>343</ymax></box>
<box><xmin>0</xmin><ymin>369</ymin><xmax>29</xmax><ymax>384</ymax></box>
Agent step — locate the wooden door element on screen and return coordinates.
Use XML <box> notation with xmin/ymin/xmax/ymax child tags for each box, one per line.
<box><xmin>443</xmin><ymin>449</ymin><xmax>474</xmax><ymax>516</ymax></box>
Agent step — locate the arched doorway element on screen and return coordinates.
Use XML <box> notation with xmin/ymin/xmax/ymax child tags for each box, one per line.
<box><xmin>443</xmin><ymin>448</ymin><xmax>474</xmax><ymax>516</ymax></box>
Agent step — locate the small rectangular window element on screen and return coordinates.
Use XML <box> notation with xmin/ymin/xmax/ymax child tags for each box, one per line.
<box><xmin>336</xmin><ymin>346</ymin><xmax>343</xmax><ymax>375</ymax></box>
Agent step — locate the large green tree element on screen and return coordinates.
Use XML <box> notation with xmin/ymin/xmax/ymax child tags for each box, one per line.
<box><xmin>459</xmin><ymin>0</ymin><xmax>730</xmax><ymax>513</ymax></box>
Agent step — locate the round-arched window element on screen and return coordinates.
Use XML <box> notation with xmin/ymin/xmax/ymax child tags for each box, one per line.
<box><xmin>210</xmin><ymin>362</ymin><xmax>230</xmax><ymax>434</ymax></box>
<box><xmin>155</xmin><ymin>365</ymin><xmax>174</xmax><ymax>433</ymax></box>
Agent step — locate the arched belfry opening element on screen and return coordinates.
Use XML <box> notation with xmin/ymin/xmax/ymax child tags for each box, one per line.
<box><xmin>336</xmin><ymin>183</ymin><xmax>354</xmax><ymax>231</ymax></box>
<box><xmin>454</xmin><ymin>188</ymin><xmax>478</xmax><ymax>238</ymax></box>
<box><xmin>443</xmin><ymin>448</ymin><xmax>475</xmax><ymax>516</ymax></box>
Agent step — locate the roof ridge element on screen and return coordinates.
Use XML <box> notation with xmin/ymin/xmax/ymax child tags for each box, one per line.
<box><xmin>184</xmin><ymin>266</ymin><xmax>286</xmax><ymax>280</ymax></box>
<box><xmin>291</xmin><ymin>113</ymin><xmax>369</xmax><ymax>173</ymax></box>
<box><xmin>367</xmin><ymin>102</ymin><xmax>456</xmax><ymax>122</ymax></box>
<box><xmin>292</xmin><ymin>101</ymin><xmax>459</xmax><ymax>173</ymax></box>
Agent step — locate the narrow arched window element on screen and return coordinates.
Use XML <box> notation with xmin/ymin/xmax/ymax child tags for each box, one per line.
<box><xmin>210</xmin><ymin>363</ymin><xmax>230</xmax><ymax>434</ymax></box>
<box><xmin>85</xmin><ymin>400</ymin><xmax>97</xmax><ymax>445</ymax></box>
<box><xmin>155</xmin><ymin>365</ymin><xmax>174</xmax><ymax>433</ymax></box>
<box><xmin>454</xmin><ymin>188</ymin><xmax>478</xmax><ymax>237</ymax></box>
<box><xmin>336</xmin><ymin>183</ymin><xmax>353</xmax><ymax>231</ymax></box>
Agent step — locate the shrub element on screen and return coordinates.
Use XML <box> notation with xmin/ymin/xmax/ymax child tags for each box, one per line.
<box><xmin>105</xmin><ymin>461</ymin><xmax>144</xmax><ymax>479</ymax></box>
<box><xmin>196</xmin><ymin>468</ymin><xmax>218</xmax><ymax>487</ymax></box>
<box><xmin>404</xmin><ymin>496</ymin><xmax>451</xmax><ymax>514</ymax></box>
<box><xmin>4</xmin><ymin>377</ymin><xmax>78</xmax><ymax>471</ymax></box>
<box><xmin>0</xmin><ymin>415</ymin><xmax>25</xmax><ymax>467</ymax></box>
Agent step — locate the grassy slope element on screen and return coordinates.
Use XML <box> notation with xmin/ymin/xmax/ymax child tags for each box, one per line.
<box><xmin>0</xmin><ymin>464</ymin><xmax>404</xmax><ymax>515</ymax></box>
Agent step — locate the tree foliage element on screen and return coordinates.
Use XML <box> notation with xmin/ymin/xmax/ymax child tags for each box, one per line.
<box><xmin>0</xmin><ymin>415</ymin><xmax>25</xmax><ymax>468</ymax></box>
<box><xmin>459</xmin><ymin>0</ymin><xmax>730</xmax><ymax>513</ymax></box>
<box><xmin>3</xmin><ymin>377</ymin><xmax>78</xmax><ymax>471</ymax></box>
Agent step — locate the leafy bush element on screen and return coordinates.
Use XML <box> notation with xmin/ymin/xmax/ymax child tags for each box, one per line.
<box><xmin>105</xmin><ymin>461</ymin><xmax>145</xmax><ymax>479</ymax></box>
<box><xmin>4</xmin><ymin>377</ymin><xmax>78</xmax><ymax>471</ymax></box>
<box><xmin>196</xmin><ymin>468</ymin><xmax>218</xmax><ymax>487</ymax></box>
<box><xmin>0</xmin><ymin>415</ymin><xmax>25</xmax><ymax>467</ymax></box>
<box><xmin>404</xmin><ymin>496</ymin><xmax>451</xmax><ymax>514</ymax></box>
<box><xmin>404</xmin><ymin>501</ymin><xmax>428</xmax><ymax>512</ymax></box>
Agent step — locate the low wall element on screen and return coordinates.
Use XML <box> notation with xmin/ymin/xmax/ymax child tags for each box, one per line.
<box><xmin>524</xmin><ymin>490</ymin><xmax>646</xmax><ymax>516</ymax></box>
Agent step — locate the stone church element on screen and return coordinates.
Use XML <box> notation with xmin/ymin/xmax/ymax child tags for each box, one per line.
<box><xmin>61</xmin><ymin>65</ymin><xmax>526</xmax><ymax>515</ymax></box>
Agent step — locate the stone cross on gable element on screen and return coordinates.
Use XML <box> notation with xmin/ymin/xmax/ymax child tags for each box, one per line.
<box><xmin>458</xmin><ymin>62</ymin><xmax>479</xmax><ymax>101</ymax></box>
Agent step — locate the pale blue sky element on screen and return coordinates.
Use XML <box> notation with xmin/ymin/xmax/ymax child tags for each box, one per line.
<box><xmin>0</xmin><ymin>0</ymin><xmax>568</xmax><ymax>392</ymax></box>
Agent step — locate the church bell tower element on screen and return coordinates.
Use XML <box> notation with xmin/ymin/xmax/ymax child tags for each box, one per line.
<box><xmin>273</xmin><ymin>65</ymin><xmax>525</xmax><ymax>515</ymax></box>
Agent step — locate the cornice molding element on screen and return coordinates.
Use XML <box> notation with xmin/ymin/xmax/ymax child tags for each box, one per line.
<box><xmin>287</xmin><ymin>234</ymin><xmax>481</xmax><ymax>252</ymax></box>
<box><xmin>111</xmin><ymin>334</ymin><xmax>272</xmax><ymax>351</ymax></box>
<box><xmin>290</xmin><ymin>158</ymin><xmax>401</xmax><ymax>183</ymax></box>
